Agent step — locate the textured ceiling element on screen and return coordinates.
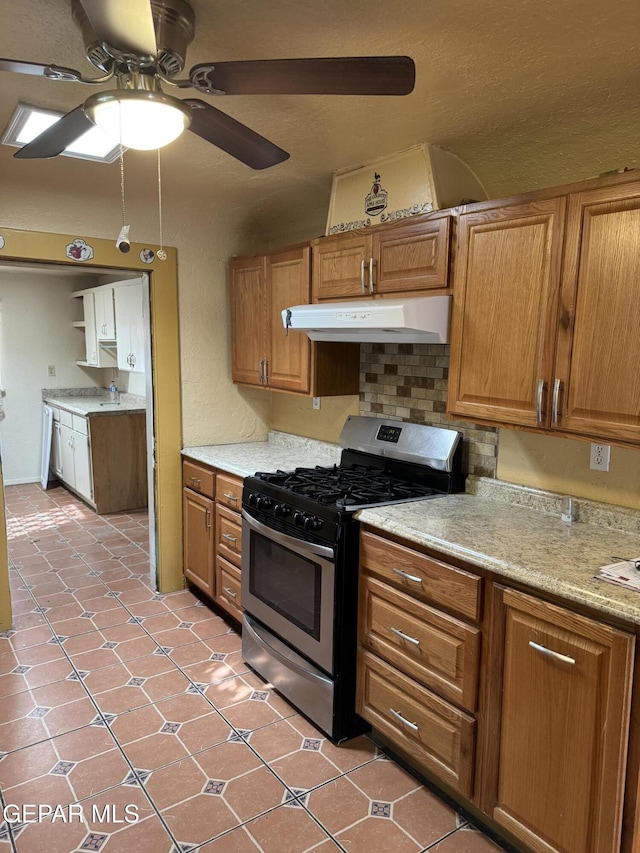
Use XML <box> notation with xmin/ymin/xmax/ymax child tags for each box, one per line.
<box><xmin>0</xmin><ymin>0</ymin><xmax>638</xmax><ymax>238</ymax></box>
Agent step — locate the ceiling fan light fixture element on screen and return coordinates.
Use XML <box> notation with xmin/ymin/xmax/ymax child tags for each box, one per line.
<box><xmin>84</xmin><ymin>90</ymin><xmax>191</xmax><ymax>150</ymax></box>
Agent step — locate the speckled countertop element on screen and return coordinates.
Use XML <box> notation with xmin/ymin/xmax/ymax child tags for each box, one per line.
<box><xmin>357</xmin><ymin>484</ymin><xmax>640</xmax><ymax>626</ymax></box>
<box><xmin>182</xmin><ymin>431</ymin><xmax>342</xmax><ymax>479</ymax></box>
<box><xmin>43</xmin><ymin>389</ymin><xmax>146</xmax><ymax>417</ymax></box>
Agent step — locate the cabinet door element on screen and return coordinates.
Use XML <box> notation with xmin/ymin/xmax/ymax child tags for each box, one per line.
<box><xmin>230</xmin><ymin>255</ymin><xmax>267</xmax><ymax>385</ymax></box>
<box><xmin>183</xmin><ymin>487</ymin><xmax>214</xmax><ymax>597</ymax></box>
<box><xmin>268</xmin><ymin>245</ymin><xmax>311</xmax><ymax>392</ymax></box>
<box><xmin>51</xmin><ymin>422</ymin><xmax>63</xmax><ymax>477</ymax></box>
<box><xmin>83</xmin><ymin>293</ymin><xmax>99</xmax><ymax>365</ymax></box>
<box><xmin>312</xmin><ymin>233</ymin><xmax>371</xmax><ymax>301</ymax></box>
<box><xmin>115</xmin><ymin>282</ymin><xmax>146</xmax><ymax>373</ymax></box>
<box><xmin>447</xmin><ymin>199</ymin><xmax>565</xmax><ymax>428</ymax></box>
<box><xmin>95</xmin><ymin>287</ymin><xmax>116</xmax><ymax>340</ymax></box>
<box><xmin>58</xmin><ymin>423</ymin><xmax>75</xmax><ymax>486</ymax></box>
<box><xmin>373</xmin><ymin>215</ymin><xmax>451</xmax><ymax>295</ymax></box>
<box><xmin>72</xmin><ymin>430</ymin><xmax>93</xmax><ymax>502</ymax></box>
<box><xmin>495</xmin><ymin>589</ymin><xmax>634</xmax><ymax>853</ymax></box>
<box><xmin>554</xmin><ymin>182</ymin><xmax>640</xmax><ymax>442</ymax></box>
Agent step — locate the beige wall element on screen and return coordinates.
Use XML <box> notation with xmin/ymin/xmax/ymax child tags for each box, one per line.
<box><xmin>270</xmin><ymin>394</ymin><xmax>359</xmax><ymax>444</ymax></box>
<box><xmin>497</xmin><ymin>430</ymin><xmax>640</xmax><ymax>510</ymax></box>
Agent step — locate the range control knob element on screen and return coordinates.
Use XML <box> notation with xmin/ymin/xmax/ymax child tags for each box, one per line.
<box><xmin>247</xmin><ymin>492</ymin><xmax>258</xmax><ymax>507</ymax></box>
<box><xmin>274</xmin><ymin>503</ymin><xmax>291</xmax><ymax>518</ymax></box>
<box><xmin>303</xmin><ymin>515</ymin><xmax>324</xmax><ymax>532</ymax></box>
<box><xmin>293</xmin><ymin>511</ymin><xmax>306</xmax><ymax>526</ymax></box>
<box><xmin>255</xmin><ymin>496</ymin><xmax>273</xmax><ymax>510</ymax></box>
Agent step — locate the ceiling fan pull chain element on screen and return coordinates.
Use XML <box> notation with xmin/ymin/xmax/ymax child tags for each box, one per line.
<box><xmin>157</xmin><ymin>148</ymin><xmax>167</xmax><ymax>261</ymax></box>
<box><xmin>119</xmin><ymin>142</ymin><xmax>126</xmax><ymax>228</ymax></box>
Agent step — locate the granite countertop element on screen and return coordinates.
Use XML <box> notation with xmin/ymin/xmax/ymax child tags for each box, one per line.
<box><xmin>43</xmin><ymin>389</ymin><xmax>146</xmax><ymax>417</ymax></box>
<box><xmin>357</xmin><ymin>484</ymin><xmax>640</xmax><ymax>626</ymax></box>
<box><xmin>182</xmin><ymin>431</ymin><xmax>342</xmax><ymax>479</ymax></box>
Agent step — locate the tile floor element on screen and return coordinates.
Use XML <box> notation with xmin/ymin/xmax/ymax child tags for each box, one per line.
<box><xmin>0</xmin><ymin>483</ymin><xmax>507</xmax><ymax>853</ymax></box>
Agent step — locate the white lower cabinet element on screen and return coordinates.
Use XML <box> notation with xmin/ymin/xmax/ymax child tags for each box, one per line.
<box><xmin>58</xmin><ymin>413</ymin><xmax>93</xmax><ymax>503</ymax></box>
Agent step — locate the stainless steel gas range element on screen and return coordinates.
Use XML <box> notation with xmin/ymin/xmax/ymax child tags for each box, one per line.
<box><xmin>241</xmin><ymin>415</ymin><xmax>465</xmax><ymax>741</ymax></box>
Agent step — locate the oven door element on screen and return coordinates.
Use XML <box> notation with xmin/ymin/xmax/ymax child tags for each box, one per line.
<box><xmin>241</xmin><ymin>508</ymin><xmax>336</xmax><ymax>674</ymax></box>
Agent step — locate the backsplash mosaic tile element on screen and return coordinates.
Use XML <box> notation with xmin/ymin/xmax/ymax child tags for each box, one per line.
<box><xmin>359</xmin><ymin>343</ymin><xmax>498</xmax><ymax>477</ymax></box>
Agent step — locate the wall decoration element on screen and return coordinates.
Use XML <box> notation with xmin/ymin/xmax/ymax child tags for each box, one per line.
<box><xmin>157</xmin><ymin>249</ymin><xmax>167</xmax><ymax>261</ymax></box>
<box><xmin>65</xmin><ymin>238</ymin><xmax>94</xmax><ymax>262</ymax></box>
<box><xmin>140</xmin><ymin>248</ymin><xmax>155</xmax><ymax>264</ymax></box>
<box><xmin>0</xmin><ymin>235</ymin><xmax>5</xmax><ymax>250</ymax></box>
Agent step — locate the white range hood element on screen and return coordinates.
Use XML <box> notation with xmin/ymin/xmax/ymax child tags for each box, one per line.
<box><xmin>282</xmin><ymin>295</ymin><xmax>451</xmax><ymax>343</ymax></box>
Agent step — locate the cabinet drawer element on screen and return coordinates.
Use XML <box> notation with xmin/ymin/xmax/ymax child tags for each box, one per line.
<box><xmin>216</xmin><ymin>503</ymin><xmax>242</xmax><ymax>567</ymax></box>
<box><xmin>59</xmin><ymin>408</ymin><xmax>73</xmax><ymax>428</ymax></box>
<box><xmin>182</xmin><ymin>459</ymin><xmax>215</xmax><ymax>499</ymax></box>
<box><xmin>216</xmin><ymin>473</ymin><xmax>243</xmax><ymax>511</ymax></box>
<box><xmin>72</xmin><ymin>414</ymin><xmax>88</xmax><ymax>435</ymax></box>
<box><xmin>360</xmin><ymin>531</ymin><xmax>482</xmax><ymax>622</ymax></box>
<box><xmin>357</xmin><ymin>649</ymin><xmax>475</xmax><ymax>797</ymax></box>
<box><xmin>216</xmin><ymin>556</ymin><xmax>242</xmax><ymax>622</ymax></box>
<box><xmin>359</xmin><ymin>575</ymin><xmax>480</xmax><ymax>712</ymax></box>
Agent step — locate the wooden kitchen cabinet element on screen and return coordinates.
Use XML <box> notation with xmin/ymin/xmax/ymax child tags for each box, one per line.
<box><xmin>182</xmin><ymin>460</ymin><xmax>244</xmax><ymax>620</ymax></box>
<box><xmin>230</xmin><ymin>244</ymin><xmax>359</xmax><ymax>396</ymax></box>
<box><xmin>495</xmin><ymin>588</ymin><xmax>634</xmax><ymax>853</ymax></box>
<box><xmin>357</xmin><ymin>529</ymin><xmax>482</xmax><ymax>798</ymax></box>
<box><xmin>312</xmin><ymin>212</ymin><xmax>451</xmax><ymax>301</ymax></box>
<box><xmin>448</xmin><ymin>173</ymin><xmax>640</xmax><ymax>446</ymax></box>
<box><xmin>182</xmin><ymin>465</ymin><xmax>215</xmax><ymax>597</ymax></box>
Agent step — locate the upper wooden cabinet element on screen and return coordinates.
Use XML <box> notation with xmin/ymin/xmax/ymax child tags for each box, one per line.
<box><xmin>448</xmin><ymin>175</ymin><xmax>640</xmax><ymax>445</ymax></box>
<box><xmin>495</xmin><ymin>589</ymin><xmax>634</xmax><ymax>853</ymax></box>
<box><xmin>312</xmin><ymin>213</ymin><xmax>452</xmax><ymax>301</ymax></box>
<box><xmin>230</xmin><ymin>244</ymin><xmax>359</xmax><ymax>396</ymax></box>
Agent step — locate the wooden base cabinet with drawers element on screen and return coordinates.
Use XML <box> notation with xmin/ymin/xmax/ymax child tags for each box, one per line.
<box><xmin>356</xmin><ymin>529</ymin><xmax>482</xmax><ymax>799</ymax></box>
<box><xmin>356</xmin><ymin>527</ymin><xmax>638</xmax><ymax>853</ymax></box>
<box><xmin>182</xmin><ymin>459</ymin><xmax>244</xmax><ymax>620</ymax></box>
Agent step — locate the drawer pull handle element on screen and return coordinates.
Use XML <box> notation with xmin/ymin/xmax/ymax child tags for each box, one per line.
<box><xmin>222</xmin><ymin>533</ymin><xmax>237</xmax><ymax>543</ymax></box>
<box><xmin>391</xmin><ymin>567</ymin><xmax>422</xmax><ymax>584</ymax></box>
<box><xmin>190</xmin><ymin>477</ymin><xmax>201</xmax><ymax>487</ymax></box>
<box><xmin>390</xmin><ymin>627</ymin><xmax>420</xmax><ymax>646</ymax></box>
<box><xmin>389</xmin><ymin>708</ymin><xmax>419</xmax><ymax>732</ymax></box>
<box><xmin>205</xmin><ymin>509</ymin><xmax>211</xmax><ymax>530</ymax></box>
<box><xmin>529</xmin><ymin>641</ymin><xmax>575</xmax><ymax>666</ymax></box>
<box><xmin>223</xmin><ymin>586</ymin><xmax>238</xmax><ymax>599</ymax></box>
<box><xmin>223</xmin><ymin>492</ymin><xmax>239</xmax><ymax>503</ymax></box>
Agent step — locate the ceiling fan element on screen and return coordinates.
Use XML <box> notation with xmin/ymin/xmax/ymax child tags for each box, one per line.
<box><xmin>0</xmin><ymin>0</ymin><xmax>415</xmax><ymax>169</ymax></box>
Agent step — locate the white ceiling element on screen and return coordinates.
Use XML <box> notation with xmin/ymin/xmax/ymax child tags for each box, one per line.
<box><xmin>0</xmin><ymin>0</ymin><xmax>638</xmax><ymax>238</ymax></box>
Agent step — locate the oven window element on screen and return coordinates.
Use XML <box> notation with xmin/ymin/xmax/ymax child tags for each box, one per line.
<box><xmin>248</xmin><ymin>532</ymin><xmax>322</xmax><ymax>640</ymax></box>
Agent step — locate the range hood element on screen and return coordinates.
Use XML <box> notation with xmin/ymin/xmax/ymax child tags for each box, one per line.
<box><xmin>282</xmin><ymin>295</ymin><xmax>451</xmax><ymax>343</ymax></box>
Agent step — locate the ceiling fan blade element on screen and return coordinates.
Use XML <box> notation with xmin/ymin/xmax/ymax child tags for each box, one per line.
<box><xmin>0</xmin><ymin>57</ymin><xmax>86</xmax><ymax>82</ymax></box>
<box><xmin>14</xmin><ymin>106</ymin><xmax>95</xmax><ymax>159</ymax></box>
<box><xmin>183</xmin><ymin>99</ymin><xmax>289</xmax><ymax>170</ymax></box>
<box><xmin>189</xmin><ymin>56</ymin><xmax>415</xmax><ymax>96</ymax></box>
<box><xmin>78</xmin><ymin>0</ymin><xmax>157</xmax><ymax>59</ymax></box>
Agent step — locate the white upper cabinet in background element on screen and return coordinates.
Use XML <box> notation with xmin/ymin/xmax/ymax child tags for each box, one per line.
<box><xmin>114</xmin><ymin>280</ymin><xmax>146</xmax><ymax>374</ymax></box>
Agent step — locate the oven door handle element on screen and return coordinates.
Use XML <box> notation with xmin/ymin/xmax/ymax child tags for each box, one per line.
<box><xmin>244</xmin><ymin>615</ymin><xmax>333</xmax><ymax>686</ymax></box>
<box><xmin>241</xmin><ymin>509</ymin><xmax>335</xmax><ymax>560</ymax></box>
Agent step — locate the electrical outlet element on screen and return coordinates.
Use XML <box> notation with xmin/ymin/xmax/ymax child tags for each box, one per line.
<box><xmin>312</xmin><ymin>397</ymin><xmax>321</xmax><ymax>410</ymax></box>
<box><xmin>590</xmin><ymin>443</ymin><xmax>610</xmax><ymax>472</ymax></box>
<box><xmin>47</xmin><ymin>364</ymin><xmax>56</xmax><ymax>377</ymax></box>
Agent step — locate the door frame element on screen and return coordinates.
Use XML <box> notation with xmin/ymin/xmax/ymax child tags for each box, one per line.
<box><xmin>0</xmin><ymin>226</ymin><xmax>183</xmax><ymax>630</ymax></box>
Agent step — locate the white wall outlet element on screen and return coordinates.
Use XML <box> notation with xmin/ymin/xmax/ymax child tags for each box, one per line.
<box><xmin>47</xmin><ymin>364</ymin><xmax>56</xmax><ymax>377</ymax></box>
<box><xmin>312</xmin><ymin>397</ymin><xmax>321</xmax><ymax>410</ymax></box>
<box><xmin>590</xmin><ymin>443</ymin><xmax>610</xmax><ymax>472</ymax></box>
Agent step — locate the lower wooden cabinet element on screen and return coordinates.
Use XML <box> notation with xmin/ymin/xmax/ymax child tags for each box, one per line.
<box><xmin>182</xmin><ymin>487</ymin><xmax>214</xmax><ymax>597</ymax></box>
<box><xmin>495</xmin><ymin>589</ymin><xmax>634</xmax><ymax>853</ymax></box>
<box><xmin>182</xmin><ymin>458</ymin><xmax>243</xmax><ymax>620</ymax></box>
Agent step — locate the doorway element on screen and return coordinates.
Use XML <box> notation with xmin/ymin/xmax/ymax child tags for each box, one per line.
<box><xmin>0</xmin><ymin>226</ymin><xmax>183</xmax><ymax>631</ymax></box>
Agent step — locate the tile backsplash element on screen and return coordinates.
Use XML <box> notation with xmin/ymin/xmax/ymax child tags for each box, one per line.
<box><xmin>359</xmin><ymin>342</ymin><xmax>498</xmax><ymax>478</ymax></box>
